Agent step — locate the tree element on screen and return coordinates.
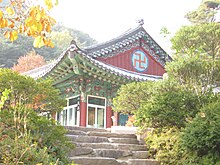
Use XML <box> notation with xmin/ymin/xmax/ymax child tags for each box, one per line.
<box><xmin>171</xmin><ymin>23</ymin><xmax>220</xmax><ymax>59</ymax></box>
<box><xmin>185</xmin><ymin>0</ymin><xmax>220</xmax><ymax>24</ymax></box>
<box><xmin>12</xmin><ymin>50</ymin><xmax>46</xmax><ymax>73</ymax></box>
<box><xmin>0</xmin><ymin>69</ymin><xmax>73</xmax><ymax>164</ymax></box>
<box><xmin>0</xmin><ymin>68</ymin><xmax>65</xmax><ymax>114</ymax></box>
<box><xmin>112</xmin><ymin>81</ymin><xmax>157</xmax><ymax>114</ymax></box>
<box><xmin>0</xmin><ymin>0</ymin><xmax>57</xmax><ymax>47</ymax></box>
<box><xmin>52</xmin><ymin>24</ymin><xmax>98</xmax><ymax>48</ymax></box>
<box><xmin>172</xmin><ymin>0</ymin><xmax>220</xmax><ymax>59</ymax></box>
<box><xmin>166</xmin><ymin>55</ymin><xmax>220</xmax><ymax>94</ymax></box>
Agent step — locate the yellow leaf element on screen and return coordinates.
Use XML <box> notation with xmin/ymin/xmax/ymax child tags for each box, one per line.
<box><xmin>6</xmin><ymin>7</ymin><xmax>15</xmax><ymax>16</ymax></box>
<box><xmin>18</xmin><ymin>25</ymin><xmax>23</xmax><ymax>33</ymax></box>
<box><xmin>44</xmin><ymin>0</ymin><xmax>53</xmax><ymax>10</ymax></box>
<box><xmin>36</xmin><ymin>12</ymin><xmax>42</xmax><ymax>21</ymax></box>
<box><xmin>9</xmin><ymin>30</ymin><xmax>18</xmax><ymax>41</ymax></box>
<box><xmin>0</xmin><ymin>10</ymin><xmax>3</xmax><ymax>19</ymax></box>
<box><xmin>55</xmin><ymin>0</ymin><xmax>59</xmax><ymax>6</ymax></box>
<box><xmin>33</xmin><ymin>36</ymin><xmax>45</xmax><ymax>48</ymax></box>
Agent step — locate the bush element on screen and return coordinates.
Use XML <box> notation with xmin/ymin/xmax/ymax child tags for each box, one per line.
<box><xmin>0</xmin><ymin>107</ymin><xmax>74</xmax><ymax>164</ymax></box>
<box><xmin>145</xmin><ymin>127</ymin><xmax>184</xmax><ymax>165</ymax></box>
<box><xmin>135</xmin><ymin>80</ymin><xmax>211</xmax><ymax>129</ymax></box>
<box><xmin>181</xmin><ymin>101</ymin><xmax>220</xmax><ymax>164</ymax></box>
<box><xmin>0</xmin><ymin>69</ymin><xmax>73</xmax><ymax>164</ymax></box>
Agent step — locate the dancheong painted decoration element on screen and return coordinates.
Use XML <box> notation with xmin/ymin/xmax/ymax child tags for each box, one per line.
<box><xmin>23</xmin><ymin>22</ymin><xmax>172</xmax><ymax>129</ymax></box>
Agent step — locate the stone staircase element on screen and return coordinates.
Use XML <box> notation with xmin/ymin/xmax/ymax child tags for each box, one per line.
<box><xmin>65</xmin><ymin>126</ymin><xmax>159</xmax><ymax>165</ymax></box>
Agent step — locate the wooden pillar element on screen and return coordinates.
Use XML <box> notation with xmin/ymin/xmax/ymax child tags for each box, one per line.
<box><xmin>80</xmin><ymin>96</ymin><xmax>87</xmax><ymax>127</ymax></box>
<box><xmin>106</xmin><ymin>106</ymin><xmax>113</xmax><ymax>128</ymax></box>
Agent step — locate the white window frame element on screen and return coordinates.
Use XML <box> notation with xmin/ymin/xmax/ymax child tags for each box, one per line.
<box><xmin>87</xmin><ymin>95</ymin><xmax>106</xmax><ymax>128</ymax></box>
<box><xmin>56</xmin><ymin>95</ymin><xmax>80</xmax><ymax>126</ymax></box>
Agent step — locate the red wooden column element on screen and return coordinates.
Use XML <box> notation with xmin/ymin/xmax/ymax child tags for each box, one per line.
<box><xmin>80</xmin><ymin>96</ymin><xmax>87</xmax><ymax>127</ymax></box>
<box><xmin>106</xmin><ymin>106</ymin><xmax>113</xmax><ymax>128</ymax></box>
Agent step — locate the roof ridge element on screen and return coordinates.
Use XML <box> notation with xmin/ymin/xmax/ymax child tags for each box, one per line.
<box><xmin>83</xmin><ymin>26</ymin><xmax>143</xmax><ymax>51</ymax></box>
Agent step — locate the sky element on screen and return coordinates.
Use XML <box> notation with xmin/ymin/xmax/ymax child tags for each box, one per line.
<box><xmin>51</xmin><ymin>0</ymin><xmax>202</xmax><ymax>54</ymax></box>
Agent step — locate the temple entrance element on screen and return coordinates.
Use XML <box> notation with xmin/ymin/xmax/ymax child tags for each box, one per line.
<box><xmin>87</xmin><ymin>96</ymin><xmax>106</xmax><ymax>128</ymax></box>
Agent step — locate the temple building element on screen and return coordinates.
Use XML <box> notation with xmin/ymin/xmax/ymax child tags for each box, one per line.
<box><xmin>24</xmin><ymin>24</ymin><xmax>172</xmax><ymax>129</ymax></box>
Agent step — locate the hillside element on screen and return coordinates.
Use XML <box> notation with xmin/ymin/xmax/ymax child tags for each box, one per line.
<box><xmin>0</xmin><ymin>25</ymin><xmax>97</xmax><ymax>68</ymax></box>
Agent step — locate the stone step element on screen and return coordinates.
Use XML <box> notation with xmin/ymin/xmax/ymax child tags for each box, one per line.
<box><xmin>70</xmin><ymin>157</ymin><xmax>121</xmax><ymax>165</ymax></box>
<box><xmin>69</xmin><ymin>147</ymin><xmax>93</xmax><ymax>156</ymax></box>
<box><xmin>94</xmin><ymin>149</ymin><xmax>132</xmax><ymax>159</ymax></box>
<box><xmin>69</xmin><ymin>147</ymin><xmax>149</xmax><ymax>159</ymax></box>
<box><xmin>65</xmin><ymin>126</ymin><xmax>108</xmax><ymax>132</ymax></box>
<box><xmin>93</xmin><ymin>150</ymin><xmax>149</xmax><ymax>159</ymax></box>
<box><xmin>132</xmin><ymin>151</ymin><xmax>149</xmax><ymax>159</ymax></box>
<box><xmin>87</xmin><ymin>131</ymin><xmax>137</xmax><ymax>139</ymax></box>
<box><xmin>67</xmin><ymin>129</ymin><xmax>87</xmax><ymax>136</ymax></box>
<box><xmin>127</xmin><ymin>159</ymin><xmax>159</xmax><ymax>165</ymax></box>
<box><xmin>67</xmin><ymin>135</ymin><xmax>109</xmax><ymax>143</ymax></box>
<box><xmin>109</xmin><ymin>138</ymin><xmax>139</xmax><ymax>144</ymax></box>
<box><xmin>74</xmin><ymin>142</ymin><xmax>148</xmax><ymax>151</ymax></box>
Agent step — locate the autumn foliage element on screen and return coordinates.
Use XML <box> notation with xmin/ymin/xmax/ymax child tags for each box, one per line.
<box><xmin>0</xmin><ymin>0</ymin><xmax>57</xmax><ymax>47</ymax></box>
<box><xmin>12</xmin><ymin>50</ymin><xmax>46</xmax><ymax>73</ymax></box>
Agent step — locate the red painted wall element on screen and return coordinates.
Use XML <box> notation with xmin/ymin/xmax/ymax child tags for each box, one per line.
<box><xmin>97</xmin><ymin>46</ymin><xmax>165</xmax><ymax>76</ymax></box>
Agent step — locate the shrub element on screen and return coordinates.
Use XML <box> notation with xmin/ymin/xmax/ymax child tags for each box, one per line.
<box><xmin>0</xmin><ymin>106</ymin><xmax>74</xmax><ymax>164</ymax></box>
<box><xmin>0</xmin><ymin>69</ymin><xmax>73</xmax><ymax>164</ymax></box>
<box><xmin>181</xmin><ymin>101</ymin><xmax>220</xmax><ymax>164</ymax></box>
<box><xmin>145</xmin><ymin>127</ymin><xmax>184</xmax><ymax>165</ymax></box>
<box><xmin>135</xmin><ymin>80</ymin><xmax>211</xmax><ymax>129</ymax></box>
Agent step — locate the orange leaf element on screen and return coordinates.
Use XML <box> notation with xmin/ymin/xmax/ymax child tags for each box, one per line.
<box><xmin>9</xmin><ymin>23</ymin><xmax>14</xmax><ymax>28</ymax></box>
<box><xmin>45</xmin><ymin>24</ymin><xmax>51</xmax><ymax>32</ymax></box>
<box><xmin>0</xmin><ymin>19</ymin><xmax>8</xmax><ymax>28</ymax></box>
<box><xmin>47</xmin><ymin>40</ymin><xmax>54</xmax><ymax>48</ymax></box>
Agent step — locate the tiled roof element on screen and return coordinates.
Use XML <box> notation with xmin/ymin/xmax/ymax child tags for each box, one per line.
<box><xmin>83</xmin><ymin>26</ymin><xmax>172</xmax><ymax>65</ymax></box>
<box><xmin>23</xmin><ymin>25</ymin><xmax>168</xmax><ymax>82</ymax></box>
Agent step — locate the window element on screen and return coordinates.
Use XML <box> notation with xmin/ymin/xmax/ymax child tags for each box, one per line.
<box><xmin>56</xmin><ymin>96</ymin><xmax>80</xmax><ymax>126</ymax></box>
<box><xmin>87</xmin><ymin>95</ymin><xmax>106</xmax><ymax>128</ymax></box>
<box><xmin>88</xmin><ymin>96</ymin><xmax>105</xmax><ymax>106</ymax></box>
